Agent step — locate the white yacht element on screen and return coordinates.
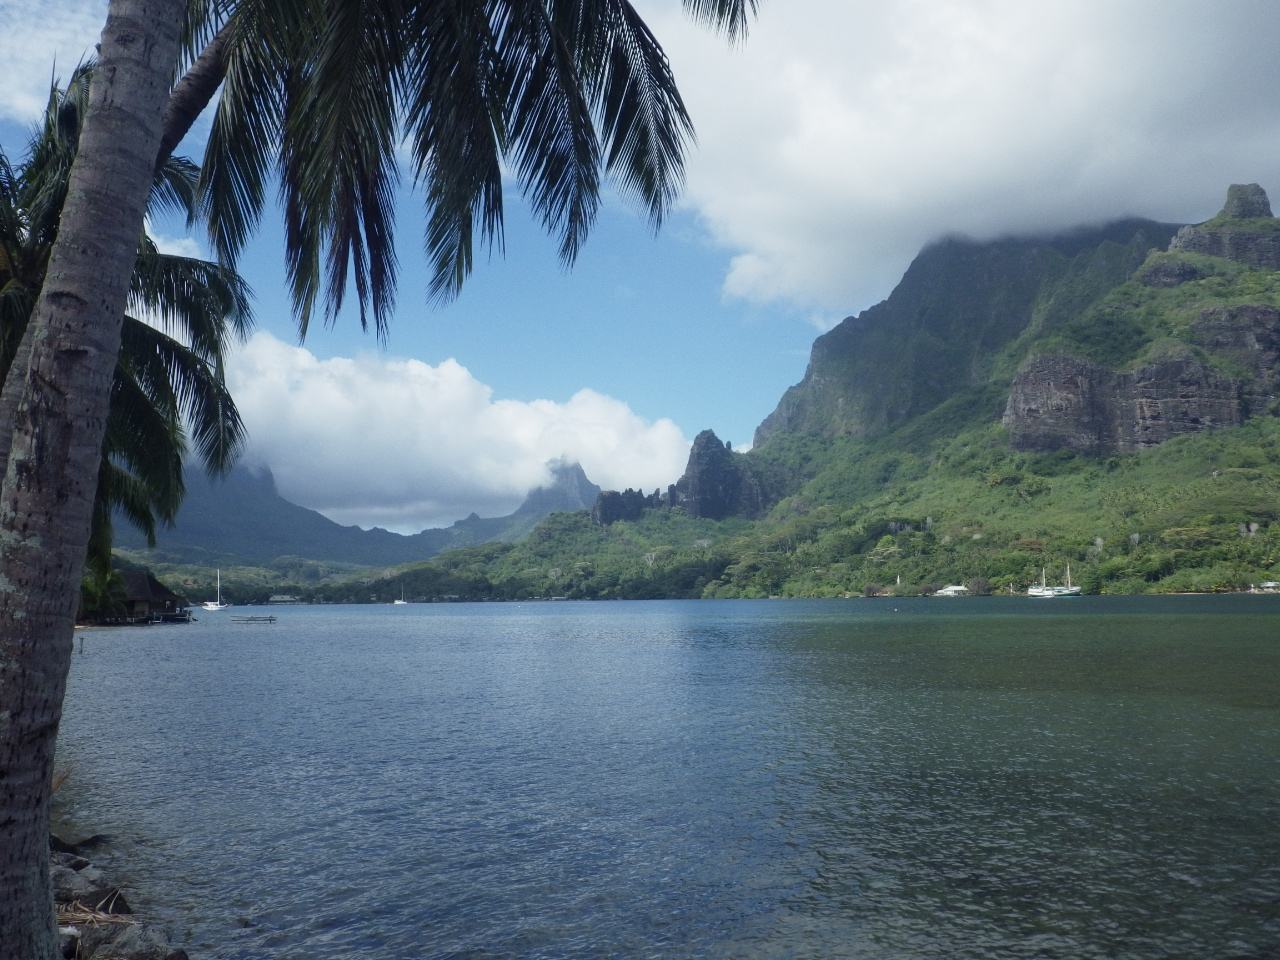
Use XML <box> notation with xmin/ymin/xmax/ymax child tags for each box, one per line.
<box><xmin>393</xmin><ymin>585</ymin><xmax>408</xmax><ymax>605</ymax></box>
<box><xmin>202</xmin><ymin>569</ymin><xmax>231</xmax><ymax>610</ymax></box>
<box><xmin>1027</xmin><ymin>565</ymin><xmax>1081</xmax><ymax>598</ymax></box>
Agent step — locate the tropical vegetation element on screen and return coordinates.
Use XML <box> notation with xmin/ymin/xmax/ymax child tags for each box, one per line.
<box><xmin>186</xmin><ymin>242</ymin><xmax>1280</xmax><ymax>604</ymax></box>
<box><xmin>0</xmin><ymin>67</ymin><xmax>249</xmax><ymax>580</ymax></box>
<box><xmin>0</xmin><ymin>0</ymin><xmax>755</xmax><ymax>954</ymax></box>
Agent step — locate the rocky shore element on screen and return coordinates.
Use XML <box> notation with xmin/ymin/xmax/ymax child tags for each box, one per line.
<box><xmin>50</xmin><ymin>834</ymin><xmax>188</xmax><ymax>960</ymax></box>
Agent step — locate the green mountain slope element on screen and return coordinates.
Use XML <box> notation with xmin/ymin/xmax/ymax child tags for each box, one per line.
<box><xmin>149</xmin><ymin>189</ymin><xmax>1280</xmax><ymax>603</ymax></box>
<box><xmin>755</xmin><ymin>220</ymin><xmax>1181</xmax><ymax>443</ymax></box>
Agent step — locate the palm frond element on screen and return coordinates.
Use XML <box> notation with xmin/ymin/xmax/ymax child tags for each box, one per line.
<box><xmin>199</xmin><ymin>0</ymin><xmax>292</xmax><ymax>267</ymax></box>
<box><xmin>0</xmin><ymin>280</ymin><xmax>35</xmax><ymax>382</ymax></box>
<box><xmin>278</xmin><ymin>0</ymin><xmax>402</xmax><ymax>337</ymax></box>
<box><xmin>591</xmin><ymin>0</ymin><xmax>692</xmax><ymax>228</ymax></box>
<box><xmin>104</xmin><ymin>361</ymin><xmax>186</xmax><ymax>521</ymax></box>
<box><xmin>129</xmin><ymin>239</ymin><xmax>253</xmax><ymax>354</ymax></box>
<box><xmin>404</xmin><ymin>0</ymin><xmax>508</xmax><ymax>303</ymax></box>
<box><xmin>681</xmin><ymin>0</ymin><xmax>756</xmax><ymax>42</ymax></box>
<box><xmin>120</xmin><ymin>314</ymin><xmax>246</xmax><ymax>474</ymax></box>
<box><xmin>87</xmin><ymin>458</ymin><xmax>165</xmax><ymax>580</ymax></box>
<box><xmin>150</xmin><ymin>155</ymin><xmax>202</xmax><ymax>219</ymax></box>
<box><xmin>502</xmin><ymin>0</ymin><xmax>602</xmax><ymax>263</ymax></box>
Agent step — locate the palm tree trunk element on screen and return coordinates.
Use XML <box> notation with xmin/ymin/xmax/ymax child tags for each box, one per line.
<box><xmin>155</xmin><ymin>19</ymin><xmax>235</xmax><ymax>169</ymax></box>
<box><xmin>0</xmin><ymin>24</ymin><xmax>233</xmax><ymax>477</ymax></box>
<box><xmin>0</xmin><ymin>323</ymin><xmax>34</xmax><ymax>476</ymax></box>
<box><xmin>0</xmin><ymin>0</ymin><xmax>184</xmax><ymax>955</ymax></box>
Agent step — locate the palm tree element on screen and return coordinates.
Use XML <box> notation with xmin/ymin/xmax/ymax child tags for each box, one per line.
<box><xmin>0</xmin><ymin>67</ymin><xmax>250</xmax><ymax>582</ymax></box>
<box><xmin>0</xmin><ymin>0</ymin><xmax>755</xmax><ymax>953</ymax></box>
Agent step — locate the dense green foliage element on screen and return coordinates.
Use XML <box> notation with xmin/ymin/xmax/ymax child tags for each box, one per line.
<box><xmin>204</xmin><ymin>412</ymin><xmax>1280</xmax><ymax>604</ymax></box>
<box><xmin>132</xmin><ymin>233</ymin><xmax>1280</xmax><ymax>605</ymax></box>
<box><xmin>1</xmin><ymin>68</ymin><xmax>249</xmax><ymax>585</ymax></box>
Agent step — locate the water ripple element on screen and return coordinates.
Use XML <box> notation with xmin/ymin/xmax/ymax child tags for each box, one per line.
<box><xmin>55</xmin><ymin>597</ymin><xmax>1280</xmax><ymax>959</ymax></box>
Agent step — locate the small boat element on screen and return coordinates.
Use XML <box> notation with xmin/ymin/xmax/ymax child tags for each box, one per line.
<box><xmin>1027</xmin><ymin>564</ymin><xmax>1081</xmax><ymax>598</ymax></box>
<box><xmin>231</xmin><ymin>615</ymin><xmax>277</xmax><ymax>623</ymax></box>
<box><xmin>393</xmin><ymin>585</ymin><xmax>408</xmax><ymax>605</ymax></box>
<box><xmin>202</xmin><ymin>570</ymin><xmax>230</xmax><ymax>611</ymax></box>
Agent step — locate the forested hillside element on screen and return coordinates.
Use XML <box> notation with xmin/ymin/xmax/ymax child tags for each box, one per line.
<box><xmin>147</xmin><ymin>187</ymin><xmax>1280</xmax><ymax>602</ymax></box>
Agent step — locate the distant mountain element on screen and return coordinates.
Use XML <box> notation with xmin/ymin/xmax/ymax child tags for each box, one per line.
<box><xmin>326</xmin><ymin>187</ymin><xmax>1280</xmax><ymax>601</ymax></box>
<box><xmin>115</xmin><ymin>460</ymin><xmax>600</xmax><ymax>568</ymax></box>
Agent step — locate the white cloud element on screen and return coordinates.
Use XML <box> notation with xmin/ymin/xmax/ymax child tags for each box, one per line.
<box><xmin>149</xmin><ymin>229</ymin><xmax>203</xmax><ymax>260</ymax></box>
<box><xmin>226</xmin><ymin>333</ymin><xmax>691</xmax><ymax>532</ymax></box>
<box><xmin>640</xmin><ymin>0</ymin><xmax>1280</xmax><ymax>313</ymax></box>
<box><xmin>14</xmin><ymin>0</ymin><xmax>1280</xmax><ymax>325</ymax></box>
<box><xmin>0</xmin><ymin>0</ymin><xmax>104</xmax><ymax>123</ymax></box>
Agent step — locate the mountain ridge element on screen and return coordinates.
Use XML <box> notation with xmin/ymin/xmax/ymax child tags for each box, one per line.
<box><xmin>115</xmin><ymin>460</ymin><xmax>600</xmax><ymax>568</ymax></box>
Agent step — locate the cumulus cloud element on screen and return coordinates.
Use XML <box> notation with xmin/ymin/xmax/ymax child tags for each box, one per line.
<box><xmin>226</xmin><ymin>333</ymin><xmax>691</xmax><ymax>532</ymax></box>
<box><xmin>15</xmin><ymin>0</ymin><xmax>1280</xmax><ymax>322</ymax></box>
<box><xmin>641</xmin><ymin>0</ymin><xmax>1280</xmax><ymax>312</ymax></box>
<box><xmin>149</xmin><ymin>228</ymin><xmax>204</xmax><ymax>260</ymax></box>
<box><xmin>0</xmin><ymin>0</ymin><xmax>104</xmax><ymax>123</ymax></box>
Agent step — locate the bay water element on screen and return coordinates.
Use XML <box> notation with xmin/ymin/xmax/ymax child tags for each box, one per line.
<box><xmin>55</xmin><ymin>596</ymin><xmax>1280</xmax><ymax>958</ymax></box>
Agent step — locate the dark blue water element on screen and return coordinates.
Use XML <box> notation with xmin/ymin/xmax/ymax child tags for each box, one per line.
<box><xmin>55</xmin><ymin>597</ymin><xmax>1280</xmax><ymax>959</ymax></box>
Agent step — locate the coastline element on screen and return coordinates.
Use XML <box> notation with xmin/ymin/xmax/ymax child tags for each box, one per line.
<box><xmin>50</xmin><ymin>793</ymin><xmax>190</xmax><ymax>959</ymax></box>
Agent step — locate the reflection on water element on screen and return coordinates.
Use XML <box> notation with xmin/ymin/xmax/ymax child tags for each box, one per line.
<box><xmin>57</xmin><ymin>597</ymin><xmax>1280</xmax><ymax>958</ymax></box>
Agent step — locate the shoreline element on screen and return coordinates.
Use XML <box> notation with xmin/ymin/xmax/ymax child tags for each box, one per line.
<box><xmin>49</xmin><ymin>804</ymin><xmax>190</xmax><ymax>959</ymax></box>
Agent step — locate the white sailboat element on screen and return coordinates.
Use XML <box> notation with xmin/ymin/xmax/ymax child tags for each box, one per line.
<box><xmin>393</xmin><ymin>585</ymin><xmax>408</xmax><ymax>605</ymax></box>
<box><xmin>1026</xmin><ymin>564</ymin><xmax>1081</xmax><ymax>598</ymax></box>
<box><xmin>202</xmin><ymin>569</ymin><xmax>231</xmax><ymax>610</ymax></box>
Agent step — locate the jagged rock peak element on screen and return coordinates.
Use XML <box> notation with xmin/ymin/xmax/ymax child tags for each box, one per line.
<box><xmin>1169</xmin><ymin>184</ymin><xmax>1280</xmax><ymax>269</ymax></box>
<box><xmin>518</xmin><ymin>459</ymin><xmax>601</xmax><ymax>516</ymax></box>
<box><xmin>590</xmin><ymin>487</ymin><xmax>663</xmax><ymax>525</ymax></box>
<box><xmin>672</xmin><ymin>430</ymin><xmax>766</xmax><ymax>521</ymax></box>
<box><xmin>1222</xmin><ymin>183</ymin><xmax>1272</xmax><ymax>219</ymax></box>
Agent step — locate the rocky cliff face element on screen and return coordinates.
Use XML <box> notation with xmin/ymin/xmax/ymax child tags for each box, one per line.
<box><xmin>1004</xmin><ymin>185</ymin><xmax>1280</xmax><ymax>454</ymax></box>
<box><xmin>1191</xmin><ymin>304</ymin><xmax>1280</xmax><ymax>407</ymax></box>
<box><xmin>754</xmin><ymin>220</ymin><xmax>1181</xmax><ymax>447</ymax></box>
<box><xmin>1003</xmin><ymin>348</ymin><xmax>1242</xmax><ymax>454</ymax></box>
<box><xmin>590</xmin><ymin>487</ymin><xmax>661</xmax><ymax>525</ymax></box>
<box><xmin>1005</xmin><ymin>302</ymin><xmax>1280</xmax><ymax>455</ymax></box>
<box><xmin>672</xmin><ymin>430</ymin><xmax>766</xmax><ymax>520</ymax></box>
<box><xmin>1168</xmin><ymin>183</ymin><xmax>1280</xmax><ymax>269</ymax></box>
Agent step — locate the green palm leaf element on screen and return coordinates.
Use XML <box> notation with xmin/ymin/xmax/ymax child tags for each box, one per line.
<box><xmin>198</xmin><ymin>0</ymin><xmax>756</xmax><ymax>325</ymax></box>
<box><xmin>3</xmin><ymin>66</ymin><xmax>252</xmax><ymax>573</ymax></box>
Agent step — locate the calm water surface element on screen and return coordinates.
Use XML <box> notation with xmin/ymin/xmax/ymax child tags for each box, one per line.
<box><xmin>56</xmin><ymin>597</ymin><xmax>1280</xmax><ymax>959</ymax></box>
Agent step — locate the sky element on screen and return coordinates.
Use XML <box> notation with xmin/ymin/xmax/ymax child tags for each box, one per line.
<box><xmin>6</xmin><ymin>0</ymin><xmax>1280</xmax><ymax>531</ymax></box>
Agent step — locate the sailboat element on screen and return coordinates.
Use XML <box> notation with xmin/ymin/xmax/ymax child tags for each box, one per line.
<box><xmin>393</xmin><ymin>584</ymin><xmax>408</xmax><ymax>605</ymax></box>
<box><xmin>1026</xmin><ymin>564</ymin><xmax>1081</xmax><ymax>598</ymax></box>
<box><xmin>202</xmin><ymin>569</ymin><xmax>231</xmax><ymax>610</ymax></box>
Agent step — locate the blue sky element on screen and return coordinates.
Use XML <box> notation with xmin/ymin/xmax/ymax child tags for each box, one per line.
<box><xmin>8</xmin><ymin>0</ymin><xmax>1280</xmax><ymax>530</ymax></box>
<box><xmin>210</xmin><ymin>187</ymin><xmax>816</xmax><ymax>448</ymax></box>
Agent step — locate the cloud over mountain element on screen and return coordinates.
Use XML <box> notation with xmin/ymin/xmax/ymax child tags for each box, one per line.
<box><xmin>226</xmin><ymin>333</ymin><xmax>690</xmax><ymax>532</ymax></box>
<box><xmin>643</xmin><ymin>0</ymin><xmax>1280</xmax><ymax>312</ymax></box>
<box><xmin>13</xmin><ymin>1</ymin><xmax>1280</xmax><ymax>322</ymax></box>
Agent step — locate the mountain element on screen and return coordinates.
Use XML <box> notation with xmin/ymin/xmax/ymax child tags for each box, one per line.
<box><xmin>754</xmin><ymin>219</ymin><xmax>1182</xmax><ymax>445</ymax></box>
<box><xmin>316</xmin><ymin>184</ymin><xmax>1280</xmax><ymax>601</ymax></box>
<box><xmin>115</xmin><ymin>460</ymin><xmax>599</xmax><ymax>568</ymax></box>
